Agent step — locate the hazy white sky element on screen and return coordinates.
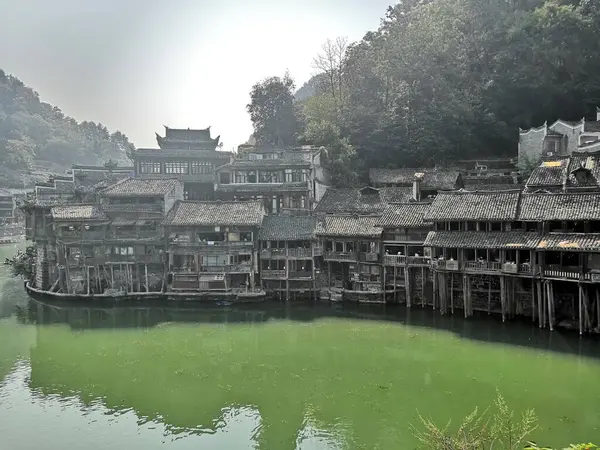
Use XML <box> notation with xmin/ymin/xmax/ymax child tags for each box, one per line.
<box><xmin>0</xmin><ymin>0</ymin><xmax>394</xmax><ymax>150</ymax></box>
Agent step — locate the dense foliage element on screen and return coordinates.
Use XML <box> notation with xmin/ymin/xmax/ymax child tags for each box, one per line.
<box><xmin>247</xmin><ymin>72</ymin><xmax>300</xmax><ymax>147</ymax></box>
<box><xmin>0</xmin><ymin>70</ymin><xmax>134</xmax><ymax>187</ymax></box>
<box><xmin>4</xmin><ymin>245</ymin><xmax>35</xmax><ymax>281</ymax></box>
<box><xmin>247</xmin><ymin>0</ymin><xmax>600</xmax><ymax>185</ymax></box>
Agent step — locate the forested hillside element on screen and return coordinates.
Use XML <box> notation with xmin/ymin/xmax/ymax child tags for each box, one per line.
<box><xmin>0</xmin><ymin>70</ymin><xmax>134</xmax><ymax>187</ymax></box>
<box><xmin>251</xmin><ymin>0</ymin><xmax>600</xmax><ymax>185</ymax></box>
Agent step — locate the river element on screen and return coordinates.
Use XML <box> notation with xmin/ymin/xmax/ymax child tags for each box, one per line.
<box><xmin>0</xmin><ymin>244</ymin><xmax>599</xmax><ymax>449</ymax></box>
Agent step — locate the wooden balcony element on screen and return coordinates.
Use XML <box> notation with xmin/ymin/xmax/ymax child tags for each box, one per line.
<box><xmin>261</xmin><ymin>269</ymin><xmax>286</xmax><ymax>279</ymax></box>
<box><xmin>287</xmin><ymin>248</ymin><xmax>313</xmax><ymax>258</ymax></box>
<box><xmin>324</xmin><ymin>251</ymin><xmax>357</xmax><ymax>262</ymax></box>
<box><xmin>465</xmin><ymin>261</ymin><xmax>502</xmax><ymax>273</ymax></box>
<box><xmin>359</xmin><ymin>252</ymin><xmax>380</xmax><ymax>262</ymax></box>
<box><xmin>172</xmin><ymin>264</ymin><xmax>252</xmax><ymax>274</ymax></box>
<box><xmin>543</xmin><ymin>265</ymin><xmax>581</xmax><ymax>280</ymax></box>
<box><xmin>288</xmin><ymin>271</ymin><xmax>313</xmax><ymax>279</ymax></box>
<box><xmin>383</xmin><ymin>255</ymin><xmax>430</xmax><ymax>267</ymax></box>
<box><xmin>260</xmin><ymin>248</ymin><xmax>287</xmax><ymax>259</ymax></box>
<box><xmin>433</xmin><ymin>260</ymin><xmax>460</xmax><ymax>271</ymax></box>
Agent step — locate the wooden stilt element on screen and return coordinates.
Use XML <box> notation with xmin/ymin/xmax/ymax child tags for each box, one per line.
<box><xmin>110</xmin><ymin>265</ymin><xmax>114</xmax><ymax>288</ymax></box>
<box><xmin>488</xmin><ymin>281</ymin><xmax>492</xmax><ymax>315</ymax></box>
<box><xmin>583</xmin><ymin>286</ymin><xmax>592</xmax><ymax>332</ymax></box>
<box><xmin>463</xmin><ymin>275</ymin><xmax>468</xmax><ymax>318</ymax></box>
<box><xmin>145</xmin><ymin>264</ymin><xmax>149</xmax><ymax>292</ymax></box>
<box><xmin>537</xmin><ymin>281</ymin><xmax>543</xmax><ymax>328</ymax></box>
<box><xmin>86</xmin><ymin>266</ymin><xmax>90</xmax><ymax>296</ymax></box>
<box><xmin>548</xmin><ymin>281</ymin><xmax>554</xmax><ymax>331</ymax></box>
<box><xmin>432</xmin><ymin>269</ymin><xmax>437</xmax><ymax>311</ymax></box>
<box><xmin>421</xmin><ymin>267</ymin><xmax>425</xmax><ymax>308</ymax></box>
<box><xmin>596</xmin><ymin>288</ymin><xmax>600</xmax><ymax>330</ymax></box>
<box><xmin>579</xmin><ymin>284</ymin><xmax>583</xmax><ymax>335</ymax></box>
<box><xmin>406</xmin><ymin>268</ymin><xmax>411</xmax><ymax>308</ymax></box>
<box><xmin>500</xmin><ymin>276</ymin><xmax>506</xmax><ymax>322</ymax></box>
<box><xmin>450</xmin><ymin>273</ymin><xmax>454</xmax><ymax>314</ymax></box>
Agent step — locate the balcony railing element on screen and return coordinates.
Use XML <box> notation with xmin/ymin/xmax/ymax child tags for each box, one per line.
<box><xmin>433</xmin><ymin>260</ymin><xmax>460</xmax><ymax>271</ymax></box>
<box><xmin>313</xmin><ymin>246</ymin><xmax>323</xmax><ymax>257</ymax></box>
<box><xmin>465</xmin><ymin>261</ymin><xmax>502</xmax><ymax>272</ymax></box>
<box><xmin>261</xmin><ymin>270</ymin><xmax>286</xmax><ymax>278</ymax></box>
<box><xmin>172</xmin><ymin>264</ymin><xmax>252</xmax><ymax>273</ymax></box>
<box><xmin>287</xmin><ymin>248</ymin><xmax>313</xmax><ymax>258</ymax></box>
<box><xmin>543</xmin><ymin>265</ymin><xmax>581</xmax><ymax>280</ymax></box>
<box><xmin>324</xmin><ymin>251</ymin><xmax>357</xmax><ymax>262</ymax></box>
<box><xmin>385</xmin><ymin>255</ymin><xmax>431</xmax><ymax>266</ymax></box>
<box><xmin>288</xmin><ymin>271</ymin><xmax>313</xmax><ymax>279</ymax></box>
<box><xmin>170</xmin><ymin>238</ymin><xmax>253</xmax><ymax>249</ymax></box>
<box><xmin>359</xmin><ymin>252</ymin><xmax>380</xmax><ymax>262</ymax></box>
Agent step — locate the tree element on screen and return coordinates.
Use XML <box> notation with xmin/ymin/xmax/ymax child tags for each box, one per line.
<box><xmin>312</xmin><ymin>37</ymin><xmax>349</xmax><ymax>108</ymax></box>
<box><xmin>247</xmin><ymin>72</ymin><xmax>300</xmax><ymax>147</ymax></box>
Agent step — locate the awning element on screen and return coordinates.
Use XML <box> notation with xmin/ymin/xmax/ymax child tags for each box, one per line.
<box><xmin>537</xmin><ymin>233</ymin><xmax>600</xmax><ymax>252</ymax></box>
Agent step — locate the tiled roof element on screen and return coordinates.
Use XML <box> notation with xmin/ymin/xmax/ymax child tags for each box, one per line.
<box><xmin>50</xmin><ymin>205</ymin><xmax>108</xmax><ymax>221</ymax></box>
<box><xmin>315</xmin><ymin>215</ymin><xmax>383</xmax><ymax>238</ymax></box>
<box><xmin>163</xmin><ymin>200</ymin><xmax>264</xmax><ymax>226</ymax></box>
<box><xmin>566</xmin><ymin>155</ymin><xmax>600</xmax><ymax>188</ymax></box>
<box><xmin>216</xmin><ymin>182</ymin><xmax>308</xmax><ymax>193</ymax></box>
<box><xmin>314</xmin><ymin>187</ymin><xmax>412</xmax><ymax>215</ymax></box>
<box><xmin>584</xmin><ymin>121</ymin><xmax>600</xmax><ymax>133</ymax></box>
<box><xmin>424</xmin><ymin>231</ymin><xmax>541</xmax><ymax>249</ymax></box>
<box><xmin>518</xmin><ymin>193</ymin><xmax>600</xmax><ymax>221</ymax></box>
<box><xmin>100</xmin><ymin>178</ymin><xmax>181</xmax><ymax>197</ymax></box>
<box><xmin>377</xmin><ymin>203</ymin><xmax>432</xmax><ymax>228</ymax></box>
<box><xmin>423</xmin><ymin>190</ymin><xmax>521</xmax><ymax>221</ymax></box>
<box><xmin>369</xmin><ymin>168</ymin><xmax>460</xmax><ymax>190</ymax></box>
<box><xmin>537</xmin><ymin>233</ymin><xmax>600</xmax><ymax>251</ymax></box>
<box><xmin>463</xmin><ymin>184</ymin><xmax>524</xmax><ymax>192</ymax></box>
<box><xmin>258</xmin><ymin>215</ymin><xmax>316</xmax><ymax>241</ymax></box>
<box><xmin>526</xmin><ymin>159</ymin><xmax>568</xmax><ymax>187</ymax></box>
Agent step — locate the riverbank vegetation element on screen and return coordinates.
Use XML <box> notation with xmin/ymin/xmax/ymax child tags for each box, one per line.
<box><xmin>248</xmin><ymin>0</ymin><xmax>600</xmax><ymax>185</ymax></box>
<box><xmin>0</xmin><ymin>69</ymin><xmax>134</xmax><ymax>187</ymax></box>
<box><xmin>413</xmin><ymin>391</ymin><xmax>596</xmax><ymax>450</ymax></box>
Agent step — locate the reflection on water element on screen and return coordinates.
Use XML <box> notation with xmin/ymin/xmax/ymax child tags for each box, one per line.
<box><xmin>1</xmin><ymin>249</ymin><xmax>600</xmax><ymax>450</ymax></box>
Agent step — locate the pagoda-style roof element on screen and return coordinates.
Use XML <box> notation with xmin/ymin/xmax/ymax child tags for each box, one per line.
<box><xmin>163</xmin><ymin>200</ymin><xmax>265</xmax><ymax>227</ymax></box>
<box><xmin>156</xmin><ymin>126</ymin><xmax>220</xmax><ymax>150</ymax></box>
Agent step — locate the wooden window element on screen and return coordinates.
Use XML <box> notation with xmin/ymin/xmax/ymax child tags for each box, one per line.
<box><xmin>165</xmin><ymin>161</ymin><xmax>189</xmax><ymax>174</ymax></box>
<box><xmin>235</xmin><ymin>172</ymin><xmax>248</xmax><ymax>184</ymax></box>
<box><xmin>140</xmin><ymin>161</ymin><xmax>161</xmax><ymax>174</ymax></box>
<box><xmin>191</xmin><ymin>161</ymin><xmax>213</xmax><ymax>174</ymax></box>
<box><xmin>219</xmin><ymin>172</ymin><xmax>231</xmax><ymax>184</ymax></box>
<box><xmin>285</xmin><ymin>170</ymin><xmax>305</xmax><ymax>183</ymax></box>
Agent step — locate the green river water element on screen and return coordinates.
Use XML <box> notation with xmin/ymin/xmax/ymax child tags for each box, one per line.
<box><xmin>1</xmin><ymin>244</ymin><xmax>600</xmax><ymax>449</ymax></box>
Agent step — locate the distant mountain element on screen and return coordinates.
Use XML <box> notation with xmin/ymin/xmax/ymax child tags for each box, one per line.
<box><xmin>0</xmin><ymin>69</ymin><xmax>134</xmax><ymax>187</ymax></box>
<box><xmin>294</xmin><ymin>73</ymin><xmax>327</xmax><ymax>102</ymax></box>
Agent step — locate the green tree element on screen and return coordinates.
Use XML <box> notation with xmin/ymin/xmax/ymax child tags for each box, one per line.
<box><xmin>247</xmin><ymin>72</ymin><xmax>300</xmax><ymax>147</ymax></box>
